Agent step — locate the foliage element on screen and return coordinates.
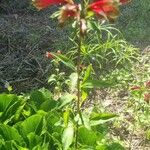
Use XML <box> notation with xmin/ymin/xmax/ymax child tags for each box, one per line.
<box><xmin>0</xmin><ymin>90</ymin><xmax>122</xmax><ymax>149</ymax></box>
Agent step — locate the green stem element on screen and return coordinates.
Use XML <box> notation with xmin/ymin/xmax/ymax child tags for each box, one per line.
<box><xmin>75</xmin><ymin>19</ymin><xmax>84</xmax><ymax>149</ymax></box>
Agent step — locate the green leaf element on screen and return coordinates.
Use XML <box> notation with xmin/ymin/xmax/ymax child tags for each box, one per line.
<box><xmin>90</xmin><ymin>113</ymin><xmax>117</xmax><ymax>120</ymax></box>
<box><xmin>52</xmin><ymin>53</ymin><xmax>76</xmax><ymax>71</ymax></box>
<box><xmin>0</xmin><ymin>94</ymin><xmax>22</xmax><ymax>122</ymax></box>
<box><xmin>82</xmin><ymin>64</ymin><xmax>93</xmax><ymax>83</ymax></box>
<box><xmin>0</xmin><ymin>94</ymin><xmax>17</xmax><ymax>112</ymax></box>
<box><xmin>81</xmin><ymin>79</ymin><xmax>114</xmax><ymax>89</ymax></box>
<box><xmin>30</xmin><ymin>90</ymin><xmax>45</xmax><ymax>109</ymax></box>
<box><xmin>78</xmin><ymin>126</ymin><xmax>97</xmax><ymax>146</ymax></box>
<box><xmin>69</xmin><ymin>73</ymin><xmax>78</xmax><ymax>93</ymax></box>
<box><xmin>63</xmin><ymin>109</ymin><xmax>70</xmax><ymax>127</ymax></box>
<box><xmin>58</xmin><ymin>93</ymin><xmax>75</xmax><ymax>109</ymax></box>
<box><xmin>31</xmin><ymin>88</ymin><xmax>56</xmax><ymax>111</ymax></box>
<box><xmin>27</xmin><ymin>132</ymin><xmax>42</xmax><ymax>149</ymax></box>
<box><xmin>40</xmin><ymin>100</ymin><xmax>57</xmax><ymax>112</ymax></box>
<box><xmin>0</xmin><ymin>124</ymin><xmax>23</xmax><ymax>144</ymax></box>
<box><xmin>62</xmin><ymin>126</ymin><xmax>74</xmax><ymax>150</ymax></box>
<box><xmin>46</xmin><ymin>111</ymin><xmax>62</xmax><ymax>133</ymax></box>
<box><xmin>21</xmin><ymin>114</ymin><xmax>43</xmax><ymax>135</ymax></box>
<box><xmin>81</xmin><ymin>90</ymin><xmax>88</xmax><ymax>103</ymax></box>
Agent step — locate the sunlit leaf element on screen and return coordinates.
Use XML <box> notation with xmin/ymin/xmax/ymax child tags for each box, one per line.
<box><xmin>62</xmin><ymin>125</ymin><xmax>74</xmax><ymax>150</ymax></box>
<box><xmin>78</xmin><ymin>126</ymin><xmax>97</xmax><ymax>146</ymax></box>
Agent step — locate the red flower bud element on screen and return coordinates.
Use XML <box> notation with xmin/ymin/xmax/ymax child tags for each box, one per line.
<box><xmin>130</xmin><ymin>86</ymin><xmax>141</xmax><ymax>91</ymax></box>
<box><xmin>46</xmin><ymin>51</ymin><xmax>54</xmax><ymax>59</ymax></box>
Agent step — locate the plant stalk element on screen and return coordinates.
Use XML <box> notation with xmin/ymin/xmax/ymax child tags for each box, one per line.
<box><xmin>75</xmin><ymin>19</ymin><xmax>84</xmax><ymax>149</ymax></box>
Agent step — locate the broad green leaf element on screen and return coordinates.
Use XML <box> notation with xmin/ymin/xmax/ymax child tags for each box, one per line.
<box><xmin>27</xmin><ymin>132</ymin><xmax>42</xmax><ymax>149</ymax></box>
<box><xmin>30</xmin><ymin>89</ymin><xmax>55</xmax><ymax>111</ymax></box>
<box><xmin>30</xmin><ymin>90</ymin><xmax>45</xmax><ymax>109</ymax></box>
<box><xmin>0</xmin><ymin>141</ymin><xmax>14</xmax><ymax>150</ymax></box>
<box><xmin>46</xmin><ymin>111</ymin><xmax>62</xmax><ymax>133</ymax></box>
<box><xmin>0</xmin><ymin>124</ymin><xmax>23</xmax><ymax>144</ymax></box>
<box><xmin>78</xmin><ymin>126</ymin><xmax>97</xmax><ymax>146</ymax></box>
<box><xmin>40</xmin><ymin>100</ymin><xmax>57</xmax><ymax>112</ymax></box>
<box><xmin>51</xmin><ymin>53</ymin><xmax>76</xmax><ymax>71</ymax></box>
<box><xmin>58</xmin><ymin>93</ymin><xmax>75</xmax><ymax>109</ymax></box>
<box><xmin>0</xmin><ymin>94</ymin><xmax>22</xmax><ymax>122</ymax></box>
<box><xmin>62</xmin><ymin>126</ymin><xmax>74</xmax><ymax>150</ymax></box>
<box><xmin>0</xmin><ymin>94</ymin><xmax>17</xmax><ymax>112</ymax></box>
<box><xmin>39</xmin><ymin>88</ymin><xmax>53</xmax><ymax>100</ymax></box>
<box><xmin>21</xmin><ymin>114</ymin><xmax>43</xmax><ymax>135</ymax></box>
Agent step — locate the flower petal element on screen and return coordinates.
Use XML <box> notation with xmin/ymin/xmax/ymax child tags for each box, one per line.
<box><xmin>58</xmin><ymin>4</ymin><xmax>80</xmax><ymax>24</ymax></box>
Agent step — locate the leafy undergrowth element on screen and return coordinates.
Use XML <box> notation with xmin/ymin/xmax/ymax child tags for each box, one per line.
<box><xmin>0</xmin><ymin>88</ymin><xmax>125</xmax><ymax>149</ymax></box>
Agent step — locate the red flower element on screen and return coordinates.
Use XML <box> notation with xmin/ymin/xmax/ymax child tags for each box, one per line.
<box><xmin>46</xmin><ymin>51</ymin><xmax>54</xmax><ymax>59</ymax></box>
<box><xmin>58</xmin><ymin>4</ymin><xmax>80</xmax><ymax>24</ymax></box>
<box><xmin>130</xmin><ymin>86</ymin><xmax>141</xmax><ymax>91</ymax></box>
<box><xmin>32</xmin><ymin>0</ymin><xmax>73</xmax><ymax>10</ymax></box>
<box><xmin>88</xmin><ymin>0</ymin><xmax>120</xmax><ymax>22</ymax></box>
<box><xmin>146</xmin><ymin>81</ymin><xmax>150</xmax><ymax>88</ymax></box>
<box><xmin>144</xmin><ymin>93</ymin><xmax>150</xmax><ymax>103</ymax></box>
<box><xmin>88</xmin><ymin>0</ymin><xmax>130</xmax><ymax>22</ymax></box>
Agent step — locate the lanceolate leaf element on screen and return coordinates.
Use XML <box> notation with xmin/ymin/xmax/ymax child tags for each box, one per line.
<box><xmin>81</xmin><ymin>79</ymin><xmax>114</xmax><ymax>89</ymax></box>
<box><xmin>52</xmin><ymin>53</ymin><xmax>76</xmax><ymax>71</ymax></box>
<box><xmin>90</xmin><ymin>113</ymin><xmax>117</xmax><ymax>120</ymax></box>
<box><xmin>82</xmin><ymin>64</ymin><xmax>93</xmax><ymax>83</ymax></box>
